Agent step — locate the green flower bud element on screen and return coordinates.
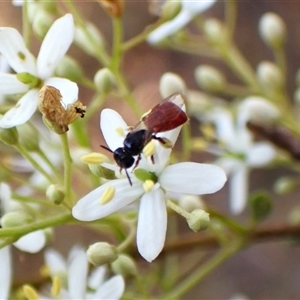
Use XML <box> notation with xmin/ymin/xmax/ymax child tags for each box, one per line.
<box><xmin>94</xmin><ymin>68</ymin><xmax>115</xmax><ymax>94</ymax></box>
<box><xmin>1</xmin><ymin>211</ymin><xmax>33</xmax><ymax>228</ymax></box>
<box><xmin>46</xmin><ymin>184</ymin><xmax>65</xmax><ymax>205</ymax></box>
<box><xmin>274</xmin><ymin>177</ymin><xmax>298</xmax><ymax>195</ymax></box>
<box><xmin>259</xmin><ymin>12</ymin><xmax>286</xmax><ymax>49</ymax></box>
<box><xmin>250</xmin><ymin>191</ymin><xmax>272</xmax><ymax>223</ymax></box>
<box><xmin>55</xmin><ymin>56</ymin><xmax>83</xmax><ymax>82</ymax></box>
<box><xmin>161</xmin><ymin>0</ymin><xmax>182</xmax><ymax>22</ymax></box>
<box><xmin>257</xmin><ymin>61</ymin><xmax>283</xmax><ymax>90</ymax></box>
<box><xmin>159</xmin><ymin>72</ymin><xmax>186</xmax><ymax>98</ymax></box>
<box><xmin>17</xmin><ymin>123</ymin><xmax>40</xmax><ymax>152</ymax></box>
<box><xmin>195</xmin><ymin>65</ymin><xmax>226</xmax><ymax>92</ymax></box>
<box><xmin>203</xmin><ymin>18</ymin><xmax>226</xmax><ymax>46</ymax></box>
<box><xmin>179</xmin><ymin>195</ymin><xmax>205</xmax><ymax>213</ymax></box>
<box><xmin>111</xmin><ymin>254</ymin><xmax>137</xmax><ymax>277</ymax></box>
<box><xmin>32</xmin><ymin>10</ymin><xmax>54</xmax><ymax>39</ymax></box>
<box><xmin>87</xmin><ymin>242</ymin><xmax>118</xmax><ymax>266</ymax></box>
<box><xmin>0</xmin><ymin>126</ymin><xmax>18</xmax><ymax>145</ymax></box>
<box><xmin>75</xmin><ymin>23</ymin><xmax>105</xmax><ymax>57</ymax></box>
<box><xmin>187</xmin><ymin>209</ymin><xmax>210</xmax><ymax>232</ymax></box>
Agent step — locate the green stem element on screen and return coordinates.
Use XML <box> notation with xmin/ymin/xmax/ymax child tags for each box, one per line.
<box><xmin>117</xmin><ymin>220</ymin><xmax>136</xmax><ymax>253</ymax></box>
<box><xmin>224</xmin><ymin>0</ymin><xmax>237</xmax><ymax>42</ymax></box>
<box><xmin>166</xmin><ymin>199</ymin><xmax>190</xmax><ymax>219</ymax></box>
<box><xmin>14</xmin><ymin>144</ymin><xmax>54</xmax><ymax>184</ymax></box>
<box><xmin>22</xmin><ymin>0</ymin><xmax>31</xmax><ymax>47</ymax></box>
<box><xmin>181</xmin><ymin>123</ymin><xmax>191</xmax><ymax>161</ymax></box>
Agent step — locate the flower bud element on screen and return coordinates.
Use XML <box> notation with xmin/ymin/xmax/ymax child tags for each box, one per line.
<box><xmin>111</xmin><ymin>254</ymin><xmax>137</xmax><ymax>277</ymax></box>
<box><xmin>203</xmin><ymin>18</ymin><xmax>226</xmax><ymax>46</ymax></box>
<box><xmin>186</xmin><ymin>90</ymin><xmax>212</xmax><ymax>117</ymax></box>
<box><xmin>32</xmin><ymin>10</ymin><xmax>54</xmax><ymax>39</ymax></box>
<box><xmin>187</xmin><ymin>209</ymin><xmax>210</xmax><ymax>232</ymax></box>
<box><xmin>195</xmin><ymin>65</ymin><xmax>226</xmax><ymax>92</ymax></box>
<box><xmin>179</xmin><ymin>195</ymin><xmax>205</xmax><ymax>213</ymax></box>
<box><xmin>0</xmin><ymin>126</ymin><xmax>18</xmax><ymax>145</ymax></box>
<box><xmin>1</xmin><ymin>211</ymin><xmax>33</xmax><ymax>228</ymax></box>
<box><xmin>17</xmin><ymin>123</ymin><xmax>40</xmax><ymax>152</ymax></box>
<box><xmin>257</xmin><ymin>61</ymin><xmax>283</xmax><ymax>90</ymax></box>
<box><xmin>274</xmin><ymin>176</ymin><xmax>298</xmax><ymax>194</ymax></box>
<box><xmin>161</xmin><ymin>0</ymin><xmax>182</xmax><ymax>22</ymax></box>
<box><xmin>250</xmin><ymin>191</ymin><xmax>272</xmax><ymax>223</ymax></box>
<box><xmin>94</xmin><ymin>68</ymin><xmax>115</xmax><ymax>94</ymax></box>
<box><xmin>159</xmin><ymin>72</ymin><xmax>186</xmax><ymax>98</ymax></box>
<box><xmin>87</xmin><ymin>242</ymin><xmax>118</xmax><ymax>266</ymax></box>
<box><xmin>46</xmin><ymin>184</ymin><xmax>65</xmax><ymax>205</ymax></box>
<box><xmin>259</xmin><ymin>12</ymin><xmax>286</xmax><ymax>49</ymax></box>
<box><xmin>56</xmin><ymin>55</ymin><xmax>83</xmax><ymax>82</ymax></box>
<box><xmin>75</xmin><ymin>23</ymin><xmax>105</xmax><ymax>57</ymax></box>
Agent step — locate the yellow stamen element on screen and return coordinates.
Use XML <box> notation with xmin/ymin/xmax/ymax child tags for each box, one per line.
<box><xmin>143</xmin><ymin>180</ymin><xmax>155</xmax><ymax>192</ymax></box>
<box><xmin>115</xmin><ymin>126</ymin><xmax>125</xmax><ymax>136</ymax></box>
<box><xmin>81</xmin><ymin>152</ymin><xmax>109</xmax><ymax>165</ymax></box>
<box><xmin>51</xmin><ymin>276</ymin><xmax>62</xmax><ymax>297</ymax></box>
<box><xmin>99</xmin><ymin>186</ymin><xmax>115</xmax><ymax>204</ymax></box>
<box><xmin>143</xmin><ymin>140</ymin><xmax>156</xmax><ymax>157</ymax></box>
<box><xmin>40</xmin><ymin>265</ymin><xmax>50</xmax><ymax>277</ymax></box>
<box><xmin>23</xmin><ymin>285</ymin><xmax>40</xmax><ymax>300</ymax></box>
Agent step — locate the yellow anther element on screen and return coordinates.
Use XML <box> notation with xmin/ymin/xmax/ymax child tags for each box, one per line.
<box><xmin>23</xmin><ymin>285</ymin><xmax>40</xmax><ymax>300</ymax></box>
<box><xmin>99</xmin><ymin>186</ymin><xmax>115</xmax><ymax>204</ymax></box>
<box><xmin>143</xmin><ymin>180</ymin><xmax>155</xmax><ymax>192</ymax></box>
<box><xmin>81</xmin><ymin>152</ymin><xmax>109</xmax><ymax>165</ymax></box>
<box><xmin>143</xmin><ymin>140</ymin><xmax>156</xmax><ymax>157</ymax></box>
<box><xmin>40</xmin><ymin>265</ymin><xmax>50</xmax><ymax>277</ymax></box>
<box><xmin>51</xmin><ymin>276</ymin><xmax>62</xmax><ymax>297</ymax></box>
<box><xmin>201</xmin><ymin>123</ymin><xmax>216</xmax><ymax>141</ymax></box>
<box><xmin>115</xmin><ymin>126</ymin><xmax>125</xmax><ymax>136</ymax></box>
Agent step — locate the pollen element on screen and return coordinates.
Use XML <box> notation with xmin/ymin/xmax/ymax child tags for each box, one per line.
<box><xmin>99</xmin><ymin>186</ymin><xmax>115</xmax><ymax>204</ymax></box>
<box><xmin>115</xmin><ymin>126</ymin><xmax>125</xmax><ymax>136</ymax></box>
<box><xmin>51</xmin><ymin>276</ymin><xmax>62</xmax><ymax>297</ymax></box>
<box><xmin>81</xmin><ymin>152</ymin><xmax>109</xmax><ymax>165</ymax></box>
<box><xmin>143</xmin><ymin>140</ymin><xmax>156</xmax><ymax>157</ymax></box>
<box><xmin>23</xmin><ymin>284</ymin><xmax>40</xmax><ymax>300</ymax></box>
<box><xmin>143</xmin><ymin>179</ymin><xmax>155</xmax><ymax>192</ymax></box>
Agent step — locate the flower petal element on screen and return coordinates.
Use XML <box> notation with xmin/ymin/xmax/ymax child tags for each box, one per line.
<box><xmin>93</xmin><ymin>275</ymin><xmax>125</xmax><ymax>299</ymax></box>
<box><xmin>88</xmin><ymin>266</ymin><xmax>106</xmax><ymax>290</ymax></box>
<box><xmin>72</xmin><ymin>179</ymin><xmax>144</xmax><ymax>221</ymax></box>
<box><xmin>160</xmin><ymin>162</ymin><xmax>227</xmax><ymax>195</ymax></box>
<box><xmin>0</xmin><ymin>89</ymin><xmax>38</xmax><ymax>128</ymax></box>
<box><xmin>247</xmin><ymin>142</ymin><xmax>276</xmax><ymax>166</ymax></box>
<box><xmin>137</xmin><ymin>188</ymin><xmax>167</xmax><ymax>262</ymax></box>
<box><xmin>0</xmin><ymin>27</ymin><xmax>37</xmax><ymax>74</ymax></box>
<box><xmin>37</xmin><ymin>14</ymin><xmax>75</xmax><ymax>79</ymax></box>
<box><xmin>0</xmin><ymin>73</ymin><xmax>28</xmax><ymax>95</ymax></box>
<box><xmin>13</xmin><ymin>230</ymin><xmax>46</xmax><ymax>253</ymax></box>
<box><xmin>44</xmin><ymin>249</ymin><xmax>67</xmax><ymax>275</ymax></box>
<box><xmin>0</xmin><ymin>246</ymin><xmax>12</xmax><ymax>299</ymax></box>
<box><xmin>100</xmin><ymin>109</ymin><xmax>128</xmax><ymax>151</ymax></box>
<box><xmin>229</xmin><ymin>165</ymin><xmax>249</xmax><ymax>214</ymax></box>
<box><xmin>45</xmin><ymin>77</ymin><xmax>78</xmax><ymax>105</ymax></box>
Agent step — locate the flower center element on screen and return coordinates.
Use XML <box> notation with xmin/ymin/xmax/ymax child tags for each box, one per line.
<box><xmin>134</xmin><ymin>168</ymin><xmax>158</xmax><ymax>183</ymax></box>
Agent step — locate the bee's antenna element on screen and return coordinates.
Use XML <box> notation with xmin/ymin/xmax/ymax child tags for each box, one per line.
<box><xmin>100</xmin><ymin>145</ymin><xmax>113</xmax><ymax>153</ymax></box>
<box><xmin>124</xmin><ymin>168</ymin><xmax>132</xmax><ymax>186</ymax></box>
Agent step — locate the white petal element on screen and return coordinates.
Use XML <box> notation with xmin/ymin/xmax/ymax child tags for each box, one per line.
<box><xmin>68</xmin><ymin>250</ymin><xmax>88</xmax><ymax>299</ymax></box>
<box><xmin>44</xmin><ymin>249</ymin><xmax>67</xmax><ymax>275</ymax></box>
<box><xmin>37</xmin><ymin>14</ymin><xmax>75</xmax><ymax>79</ymax></box>
<box><xmin>0</xmin><ymin>27</ymin><xmax>37</xmax><ymax>75</ymax></box>
<box><xmin>88</xmin><ymin>266</ymin><xmax>106</xmax><ymax>289</ymax></box>
<box><xmin>182</xmin><ymin>1</ymin><xmax>216</xmax><ymax>13</ymax></box>
<box><xmin>229</xmin><ymin>166</ymin><xmax>249</xmax><ymax>214</ymax></box>
<box><xmin>93</xmin><ymin>275</ymin><xmax>125</xmax><ymax>299</ymax></box>
<box><xmin>160</xmin><ymin>162</ymin><xmax>227</xmax><ymax>195</ymax></box>
<box><xmin>100</xmin><ymin>109</ymin><xmax>128</xmax><ymax>151</ymax></box>
<box><xmin>247</xmin><ymin>142</ymin><xmax>276</xmax><ymax>166</ymax></box>
<box><xmin>0</xmin><ymin>89</ymin><xmax>38</xmax><ymax>128</ymax></box>
<box><xmin>45</xmin><ymin>77</ymin><xmax>78</xmax><ymax>105</ymax></box>
<box><xmin>72</xmin><ymin>179</ymin><xmax>144</xmax><ymax>221</ymax></box>
<box><xmin>0</xmin><ymin>182</ymin><xmax>12</xmax><ymax>213</ymax></box>
<box><xmin>0</xmin><ymin>246</ymin><xmax>12</xmax><ymax>300</ymax></box>
<box><xmin>137</xmin><ymin>189</ymin><xmax>167</xmax><ymax>262</ymax></box>
<box><xmin>13</xmin><ymin>230</ymin><xmax>46</xmax><ymax>253</ymax></box>
<box><xmin>0</xmin><ymin>73</ymin><xmax>28</xmax><ymax>94</ymax></box>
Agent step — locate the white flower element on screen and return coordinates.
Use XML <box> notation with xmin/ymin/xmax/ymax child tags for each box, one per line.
<box><xmin>72</xmin><ymin>107</ymin><xmax>226</xmax><ymax>262</ymax></box>
<box><xmin>147</xmin><ymin>1</ymin><xmax>217</xmax><ymax>44</ymax></box>
<box><xmin>0</xmin><ymin>246</ymin><xmax>12</xmax><ymax>299</ymax></box>
<box><xmin>40</xmin><ymin>246</ymin><xmax>125</xmax><ymax>299</ymax></box>
<box><xmin>210</xmin><ymin>104</ymin><xmax>276</xmax><ymax>214</ymax></box>
<box><xmin>0</xmin><ymin>183</ymin><xmax>47</xmax><ymax>253</ymax></box>
<box><xmin>0</xmin><ymin>13</ymin><xmax>78</xmax><ymax>128</ymax></box>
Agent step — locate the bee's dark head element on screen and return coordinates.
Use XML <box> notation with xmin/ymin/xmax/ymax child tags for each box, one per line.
<box><xmin>113</xmin><ymin>147</ymin><xmax>135</xmax><ymax>169</ymax></box>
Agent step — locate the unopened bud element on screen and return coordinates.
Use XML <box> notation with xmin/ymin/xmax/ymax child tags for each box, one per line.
<box><xmin>32</xmin><ymin>10</ymin><xmax>54</xmax><ymax>39</ymax></box>
<box><xmin>56</xmin><ymin>55</ymin><xmax>83</xmax><ymax>82</ymax></box>
<box><xmin>87</xmin><ymin>242</ymin><xmax>118</xmax><ymax>266</ymax></box>
<box><xmin>94</xmin><ymin>68</ymin><xmax>115</xmax><ymax>94</ymax></box>
<box><xmin>257</xmin><ymin>61</ymin><xmax>283</xmax><ymax>90</ymax></box>
<box><xmin>259</xmin><ymin>12</ymin><xmax>286</xmax><ymax>49</ymax></box>
<box><xmin>17</xmin><ymin>123</ymin><xmax>39</xmax><ymax>152</ymax></box>
<box><xmin>179</xmin><ymin>195</ymin><xmax>205</xmax><ymax>213</ymax></box>
<box><xmin>46</xmin><ymin>184</ymin><xmax>65</xmax><ymax>205</ymax></box>
<box><xmin>274</xmin><ymin>177</ymin><xmax>298</xmax><ymax>194</ymax></box>
<box><xmin>161</xmin><ymin>0</ymin><xmax>182</xmax><ymax>22</ymax></box>
<box><xmin>111</xmin><ymin>254</ymin><xmax>137</xmax><ymax>277</ymax></box>
<box><xmin>195</xmin><ymin>65</ymin><xmax>226</xmax><ymax>92</ymax></box>
<box><xmin>187</xmin><ymin>209</ymin><xmax>210</xmax><ymax>232</ymax></box>
<box><xmin>1</xmin><ymin>211</ymin><xmax>33</xmax><ymax>228</ymax></box>
<box><xmin>159</xmin><ymin>72</ymin><xmax>186</xmax><ymax>98</ymax></box>
<box><xmin>203</xmin><ymin>18</ymin><xmax>226</xmax><ymax>46</ymax></box>
<box><xmin>0</xmin><ymin>126</ymin><xmax>18</xmax><ymax>145</ymax></box>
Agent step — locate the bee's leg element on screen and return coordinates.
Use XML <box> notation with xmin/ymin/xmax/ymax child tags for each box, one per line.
<box><xmin>151</xmin><ymin>155</ymin><xmax>155</xmax><ymax>164</ymax></box>
<box><xmin>152</xmin><ymin>135</ymin><xmax>173</xmax><ymax>148</ymax></box>
<box><xmin>132</xmin><ymin>154</ymin><xmax>142</xmax><ymax>170</ymax></box>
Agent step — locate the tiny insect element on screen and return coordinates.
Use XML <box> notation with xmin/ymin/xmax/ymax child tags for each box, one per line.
<box><xmin>101</xmin><ymin>93</ymin><xmax>188</xmax><ymax>185</ymax></box>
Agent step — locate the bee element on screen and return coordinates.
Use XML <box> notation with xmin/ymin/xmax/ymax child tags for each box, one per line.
<box><xmin>101</xmin><ymin>93</ymin><xmax>188</xmax><ymax>185</ymax></box>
